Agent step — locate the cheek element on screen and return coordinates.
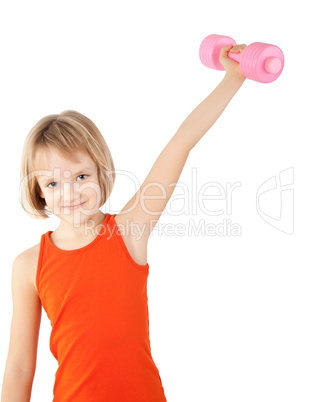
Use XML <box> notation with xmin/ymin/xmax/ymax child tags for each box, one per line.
<box><xmin>80</xmin><ymin>182</ymin><xmax>101</xmax><ymax>202</ymax></box>
<box><xmin>43</xmin><ymin>191</ymin><xmax>60</xmax><ymax>207</ymax></box>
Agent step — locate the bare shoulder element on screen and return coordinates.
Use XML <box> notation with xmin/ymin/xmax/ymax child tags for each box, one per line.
<box><xmin>14</xmin><ymin>243</ymin><xmax>41</xmax><ymax>295</ymax></box>
<box><xmin>114</xmin><ymin>212</ymin><xmax>149</xmax><ymax>266</ymax></box>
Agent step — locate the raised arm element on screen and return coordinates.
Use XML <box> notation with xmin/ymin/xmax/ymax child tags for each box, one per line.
<box><xmin>173</xmin><ymin>71</ymin><xmax>246</xmax><ymax>151</ymax></box>
<box><xmin>117</xmin><ymin>45</ymin><xmax>246</xmax><ymax>241</ymax></box>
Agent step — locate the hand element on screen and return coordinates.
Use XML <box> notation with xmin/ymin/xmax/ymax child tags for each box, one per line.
<box><xmin>219</xmin><ymin>44</ymin><xmax>247</xmax><ymax>79</ymax></box>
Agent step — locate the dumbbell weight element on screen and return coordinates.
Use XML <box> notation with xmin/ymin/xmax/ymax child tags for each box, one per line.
<box><xmin>199</xmin><ymin>34</ymin><xmax>284</xmax><ymax>83</ymax></box>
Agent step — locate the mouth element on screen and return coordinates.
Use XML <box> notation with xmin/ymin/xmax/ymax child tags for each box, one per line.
<box><xmin>64</xmin><ymin>202</ymin><xmax>86</xmax><ymax>210</ymax></box>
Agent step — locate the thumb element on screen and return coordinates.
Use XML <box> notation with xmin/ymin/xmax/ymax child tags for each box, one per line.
<box><xmin>221</xmin><ymin>45</ymin><xmax>233</xmax><ymax>54</ymax></box>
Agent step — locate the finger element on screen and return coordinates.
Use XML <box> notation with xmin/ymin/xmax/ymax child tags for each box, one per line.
<box><xmin>230</xmin><ymin>44</ymin><xmax>247</xmax><ymax>53</ymax></box>
<box><xmin>220</xmin><ymin>45</ymin><xmax>233</xmax><ymax>55</ymax></box>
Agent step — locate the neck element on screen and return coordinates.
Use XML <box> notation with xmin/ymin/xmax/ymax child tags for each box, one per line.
<box><xmin>55</xmin><ymin>210</ymin><xmax>106</xmax><ymax>240</ymax></box>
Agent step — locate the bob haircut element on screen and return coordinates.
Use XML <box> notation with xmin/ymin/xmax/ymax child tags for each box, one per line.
<box><xmin>20</xmin><ymin>110</ymin><xmax>115</xmax><ymax>219</ymax></box>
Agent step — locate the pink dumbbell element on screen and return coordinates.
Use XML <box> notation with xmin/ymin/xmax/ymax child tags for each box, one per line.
<box><xmin>199</xmin><ymin>34</ymin><xmax>284</xmax><ymax>83</ymax></box>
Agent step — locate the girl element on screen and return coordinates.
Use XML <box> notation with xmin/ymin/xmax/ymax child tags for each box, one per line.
<box><xmin>1</xmin><ymin>44</ymin><xmax>246</xmax><ymax>402</ymax></box>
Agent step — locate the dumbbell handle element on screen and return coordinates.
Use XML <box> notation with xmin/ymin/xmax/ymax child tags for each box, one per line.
<box><xmin>227</xmin><ymin>49</ymin><xmax>282</xmax><ymax>75</ymax></box>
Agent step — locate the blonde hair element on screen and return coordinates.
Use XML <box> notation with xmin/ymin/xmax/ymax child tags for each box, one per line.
<box><xmin>20</xmin><ymin>110</ymin><xmax>115</xmax><ymax>219</ymax></box>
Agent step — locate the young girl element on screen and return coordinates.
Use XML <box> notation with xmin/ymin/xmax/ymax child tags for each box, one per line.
<box><xmin>1</xmin><ymin>44</ymin><xmax>246</xmax><ymax>402</ymax></box>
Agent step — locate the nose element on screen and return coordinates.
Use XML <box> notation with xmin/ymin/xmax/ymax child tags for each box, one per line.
<box><xmin>61</xmin><ymin>181</ymin><xmax>82</xmax><ymax>206</ymax></box>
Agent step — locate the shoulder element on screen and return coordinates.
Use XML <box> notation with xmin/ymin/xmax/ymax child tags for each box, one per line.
<box><xmin>15</xmin><ymin>243</ymin><xmax>41</xmax><ymax>266</ymax></box>
<box><xmin>13</xmin><ymin>243</ymin><xmax>41</xmax><ymax>294</ymax></box>
<box><xmin>113</xmin><ymin>212</ymin><xmax>149</xmax><ymax>267</ymax></box>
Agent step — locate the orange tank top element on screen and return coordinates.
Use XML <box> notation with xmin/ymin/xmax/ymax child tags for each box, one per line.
<box><xmin>36</xmin><ymin>213</ymin><xmax>167</xmax><ymax>401</ymax></box>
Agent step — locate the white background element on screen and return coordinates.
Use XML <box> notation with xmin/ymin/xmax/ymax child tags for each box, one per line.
<box><xmin>0</xmin><ymin>1</ymin><xmax>311</xmax><ymax>401</ymax></box>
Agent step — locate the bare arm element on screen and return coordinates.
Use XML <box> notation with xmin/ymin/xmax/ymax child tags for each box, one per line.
<box><xmin>1</xmin><ymin>371</ymin><xmax>35</xmax><ymax>402</ymax></box>
<box><xmin>173</xmin><ymin>72</ymin><xmax>245</xmax><ymax>151</ymax></box>
<box><xmin>1</xmin><ymin>251</ymin><xmax>42</xmax><ymax>402</ymax></box>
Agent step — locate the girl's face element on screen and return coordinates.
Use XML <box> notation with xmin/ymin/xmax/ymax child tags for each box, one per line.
<box><xmin>35</xmin><ymin>147</ymin><xmax>102</xmax><ymax>225</ymax></box>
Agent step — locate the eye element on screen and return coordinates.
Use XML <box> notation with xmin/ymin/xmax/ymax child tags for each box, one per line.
<box><xmin>46</xmin><ymin>181</ymin><xmax>57</xmax><ymax>188</ymax></box>
<box><xmin>46</xmin><ymin>174</ymin><xmax>89</xmax><ymax>188</ymax></box>
<box><xmin>77</xmin><ymin>174</ymin><xmax>88</xmax><ymax>181</ymax></box>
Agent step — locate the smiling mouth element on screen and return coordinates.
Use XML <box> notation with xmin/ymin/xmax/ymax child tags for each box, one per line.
<box><xmin>64</xmin><ymin>202</ymin><xmax>86</xmax><ymax>210</ymax></box>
